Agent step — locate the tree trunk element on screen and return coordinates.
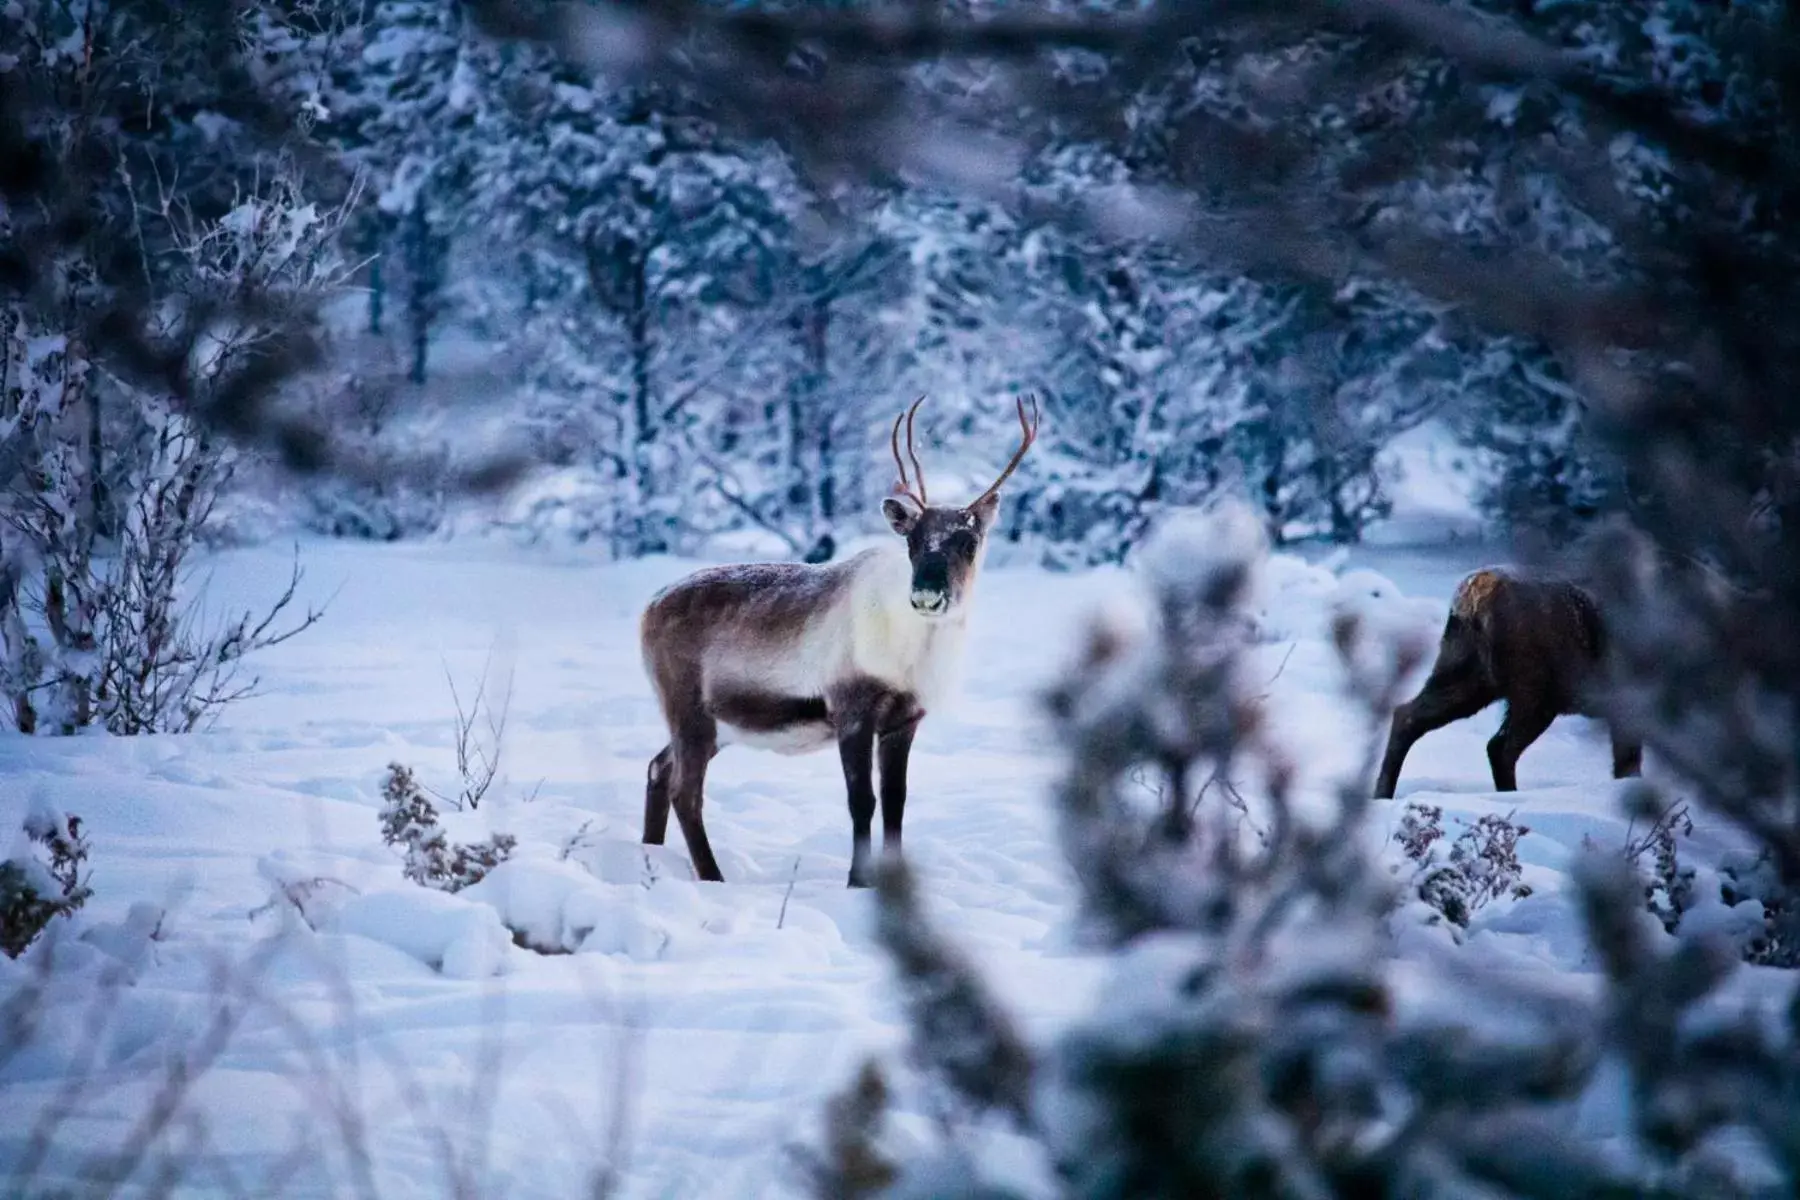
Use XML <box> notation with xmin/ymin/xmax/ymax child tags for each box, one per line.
<box><xmin>626</xmin><ymin>246</ymin><xmax>665</xmax><ymax>555</ymax></box>
<box><xmin>801</xmin><ymin>296</ymin><xmax>831</xmax><ymax>531</ymax></box>
<box><xmin>404</xmin><ymin>200</ymin><xmax>441</xmax><ymax>386</ymax></box>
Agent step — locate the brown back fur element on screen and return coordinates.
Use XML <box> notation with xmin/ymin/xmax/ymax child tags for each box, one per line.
<box><xmin>640</xmin><ymin>561</ymin><xmax>854</xmax><ymax>722</ymax></box>
<box><xmin>1446</xmin><ymin>568</ymin><xmax>1606</xmax><ymax>715</ymax></box>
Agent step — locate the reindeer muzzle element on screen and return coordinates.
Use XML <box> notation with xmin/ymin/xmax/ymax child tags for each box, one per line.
<box><xmin>910</xmin><ymin>588</ymin><xmax>951</xmax><ymax>616</ymax></box>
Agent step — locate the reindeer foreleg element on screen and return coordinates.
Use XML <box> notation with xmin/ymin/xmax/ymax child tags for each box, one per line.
<box><xmin>877</xmin><ymin>709</ymin><xmax>923</xmax><ymax>863</ymax></box>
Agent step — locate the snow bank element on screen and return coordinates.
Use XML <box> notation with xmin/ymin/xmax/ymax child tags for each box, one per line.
<box><xmin>1256</xmin><ymin>552</ymin><xmax>1443</xmax><ymax>649</ymax></box>
<box><xmin>326</xmin><ymin>887</ymin><xmax>512</xmax><ymax>978</ymax></box>
<box><xmin>4</xmin><ymin>535</ymin><xmax>1761</xmax><ymax>1199</ymax></box>
<box><xmin>461</xmin><ymin>856</ymin><xmax>676</xmax><ymax>959</ymax></box>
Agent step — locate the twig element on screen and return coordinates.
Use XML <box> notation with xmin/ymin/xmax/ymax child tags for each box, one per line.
<box><xmin>437</xmin><ymin>640</ymin><xmax>514</xmax><ymax>811</ymax></box>
<box><xmin>1259</xmin><ymin>642</ymin><xmax>1298</xmax><ymax>696</ymax></box>
<box><xmin>561</xmin><ymin>818</ymin><xmax>597</xmax><ymax>861</ymax></box>
<box><xmin>777</xmin><ymin>856</ymin><xmax>801</xmax><ymax>930</ymax></box>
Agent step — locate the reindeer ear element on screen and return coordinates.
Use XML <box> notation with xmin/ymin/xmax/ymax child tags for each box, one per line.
<box><xmin>968</xmin><ymin>491</ymin><xmax>1001</xmax><ymax>531</ymax></box>
<box><xmin>881</xmin><ymin>497</ymin><xmax>919</xmax><ymax>535</ymax></box>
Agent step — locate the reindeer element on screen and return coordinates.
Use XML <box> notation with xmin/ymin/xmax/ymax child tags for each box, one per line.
<box><xmin>638</xmin><ymin>395</ymin><xmax>1040</xmax><ymax>887</ymax></box>
<box><xmin>1372</xmin><ymin>567</ymin><xmax>1643</xmax><ymax>800</ymax></box>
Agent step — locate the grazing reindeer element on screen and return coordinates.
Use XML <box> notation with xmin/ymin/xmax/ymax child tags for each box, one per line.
<box><xmin>1373</xmin><ymin>567</ymin><xmax>1643</xmax><ymax>799</ymax></box>
<box><xmin>639</xmin><ymin>395</ymin><xmax>1041</xmax><ymax>886</ymax></box>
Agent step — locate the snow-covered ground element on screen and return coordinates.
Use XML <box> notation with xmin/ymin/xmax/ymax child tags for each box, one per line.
<box><xmin>0</xmin><ymin>529</ymin><xmax>1773</xmax><ymax>1197</ymax></box>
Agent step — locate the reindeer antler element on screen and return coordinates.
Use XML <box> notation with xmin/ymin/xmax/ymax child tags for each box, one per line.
<box><xmin>965</xmin><ymin>393</ymin><xmax>1041</xmax><ymax>512</ymax></box>
<box><xmin>890</xmin><ymin>394</ymin><xmax>929</xmax><ymax>511</ymax></box>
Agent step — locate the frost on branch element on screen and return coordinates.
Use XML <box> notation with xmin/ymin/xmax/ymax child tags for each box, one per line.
<box><xmin>1</xmin><ymin>803</ymin><xmax>93</xmax><ymax>959</ymax></box>
<box><xmin>378</xmin><ymin>763</ymin><xmax>515</xmax><ymax>893</ymax></box>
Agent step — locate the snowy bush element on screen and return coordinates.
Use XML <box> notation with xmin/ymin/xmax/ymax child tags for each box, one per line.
<box><xmin>1398</xmin><ymin>806</ymin><xmax>1534</xmax><ymax>932</ymax></box>
<box><xmin>1623</xmin><ymin>799</ymin><xmax>1698</xmax><ymax>937</ymax></box>
<box><xmin>1719</xmin><ymin>850</ymin><xmax>1800</xmax><ymax>970</ymax></box>
<box><xmin>377</xmin><ymin>762</ymin><xmax>515</xmax><ymax>893</ymax></box>
<box><xmin>1</xmin><ymin>805</ymin><xmax>92</xmax><ymax>959</ymax></box>
<box><xmin>0</xmin><ymin>170</ymin><xmax>341</xmax><ymax>735</ymax></box>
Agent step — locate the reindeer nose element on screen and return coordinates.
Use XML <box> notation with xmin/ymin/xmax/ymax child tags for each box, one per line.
<box><xmin>911</xmin><ymin>589</ymin><xmax>949</xmax><ymax>615</ymax></box>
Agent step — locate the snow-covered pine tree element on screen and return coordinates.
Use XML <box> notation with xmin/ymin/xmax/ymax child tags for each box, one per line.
<box><xmin>682</xmin><ymin>223</ymin><xmax>907</xmax><ymax>561</ymax></box>
<box><xmin>335</xmin><ymin>0</ymin><xmax>489</xmax><ymax>383</ymax></box>
<box><xmin>990</xmin><ymin>139</ymin><xmax>1267</xmax><ymax>565</ymax></box>
<box><xmin>476</xmin><ymin>64</ymin><xmax>804</xmax><ymax>556</ymax></box>
<box><xmin>1227</xmin><ymin>279</ymin><xmax>1455</xmax><ymax>545</ymax></box>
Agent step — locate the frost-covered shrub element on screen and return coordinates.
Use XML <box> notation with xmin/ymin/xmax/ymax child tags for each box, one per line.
<box><xmin>377</xmin><ymin>763</ymin><xmax>515</xmax><ymax>893</ymax></box>
<box><xmin>1398</xmin><ymin>806</ymin><xmax>1534</xmax><ymax>931</ymax></box>
<box><xmin>1394</xmin><ymin>800</ymin><xmax>1443</xmax><ymax>861</ymax></box>
<box><xmin>0</xmin><ymin>175</ymin><xmax>337</xmax><ymax>735</ymax></box>
<box><xmin>1623</xmin><ymin>800</ymin><xmax>1697</xmax><ymax>937</ymax></box>
<box><xmin>1719</xmin><ymin>850</ymin><xmax>1800</xmax><ymax>970</ymax></box>
<box><xmin>1</xmin><ymin>805</ymin><xmax>93</xmax><ymax>959</ymax></box>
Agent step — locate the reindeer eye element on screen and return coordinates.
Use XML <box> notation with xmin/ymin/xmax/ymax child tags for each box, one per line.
<box><xmin>946</xmin><ymin>531</ymin><xmax>978</xmax><ymax>556</ymax></box>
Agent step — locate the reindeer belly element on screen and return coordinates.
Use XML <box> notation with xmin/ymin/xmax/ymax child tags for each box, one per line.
<box><xmin>709</xmin><ymin>688</ymin><xmax>836</xmax><ymax>756</ymax></box>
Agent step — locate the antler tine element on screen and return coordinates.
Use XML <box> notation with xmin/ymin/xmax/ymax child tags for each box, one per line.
<box><xmin>966</xmin><ymin>393</ymin><xmax>1041</xmax><ymax>512</ymax></box>
<box><xmin>890</xmin><ymin>395</ymin><xmax>929</xmax><ymax>511</ymax></box>
<box><xmin>904</xmin><ymin>395</ymin><xmax>928</xmax><ymax>506</ymax></box>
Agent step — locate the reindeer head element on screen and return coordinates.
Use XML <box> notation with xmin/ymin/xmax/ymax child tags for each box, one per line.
<box><xmin>879</xmin><ymin>394</ymin><xmax>1041</xmax><ymax>619</ymax></box>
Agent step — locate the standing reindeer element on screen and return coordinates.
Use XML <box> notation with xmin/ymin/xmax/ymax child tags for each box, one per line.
<box><xmin>1373</xmin><ymin>567</ymin><xmax>1643</xmax><ymax>799</ymax></box>
<box><xmin>639</xmin><ymin>395</ymin><xmax>1040</xmax><ymax>887</ymax></box>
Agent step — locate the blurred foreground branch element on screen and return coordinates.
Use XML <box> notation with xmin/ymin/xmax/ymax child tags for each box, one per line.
<box><xmin>811</xmin><ymin>505</ymin><xmax>1800</xmax><ymax>1199</ymax></box>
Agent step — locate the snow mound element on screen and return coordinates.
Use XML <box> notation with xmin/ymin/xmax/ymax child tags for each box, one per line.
<box><xmin>327</xmin><ymin>887</ymin><xmax>512</xmax><ymax>979</ymax></box>
<box><xmin>1248</xmin><ymin>552</ymin><xmax>1442</xmax><ymax>651</ymax></box>
<box><xmin>76</xmin><ymin>901</ymin><xmax>166</xmax><ymax>973</ymax></box>
<box><xmin>461</xmin><ymin>857</ymin><xmax>675</xmax><ymax>960</ymax></box>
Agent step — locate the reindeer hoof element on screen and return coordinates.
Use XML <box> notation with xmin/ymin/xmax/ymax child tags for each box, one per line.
<box><xmin>847</xmin><ymin>869</ymin><xmax>875</xmax><ymax>889</ymax></box>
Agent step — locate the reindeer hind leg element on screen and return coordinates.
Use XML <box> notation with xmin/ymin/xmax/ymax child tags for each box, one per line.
<box><xmin>1487</xmin><ymin>700</ymin><xmax>1556</xmax><ymax>793</ymax></box>
<box><xmin>670</xmin><ymin>726</ymin><xmax>724</xmax><ymax>882</ymax></box>
<box><xmin>1374</xmin><ymin>667</ymin><xmax>1496</xmax><ymax>799</ymax></box>
<box><xmin>643</xmin><ymin>744</ymin><xmax>674</xmax><ymax>845</ymax></box>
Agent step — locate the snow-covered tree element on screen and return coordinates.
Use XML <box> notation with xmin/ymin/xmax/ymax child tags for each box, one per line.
<box><xmin>335</xmin><ymin>0</ymin><xmax>489</xmax><ymax>382</ymax></box>
<box><xmin>477</xmin><ymin>63</ymin><xmax>805</xmax><ymax>555</ymax></box>
<box><xmin>681</xmin><ymin>224</ymin><xmax>906</xmax><ymax>561</ymax></box>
